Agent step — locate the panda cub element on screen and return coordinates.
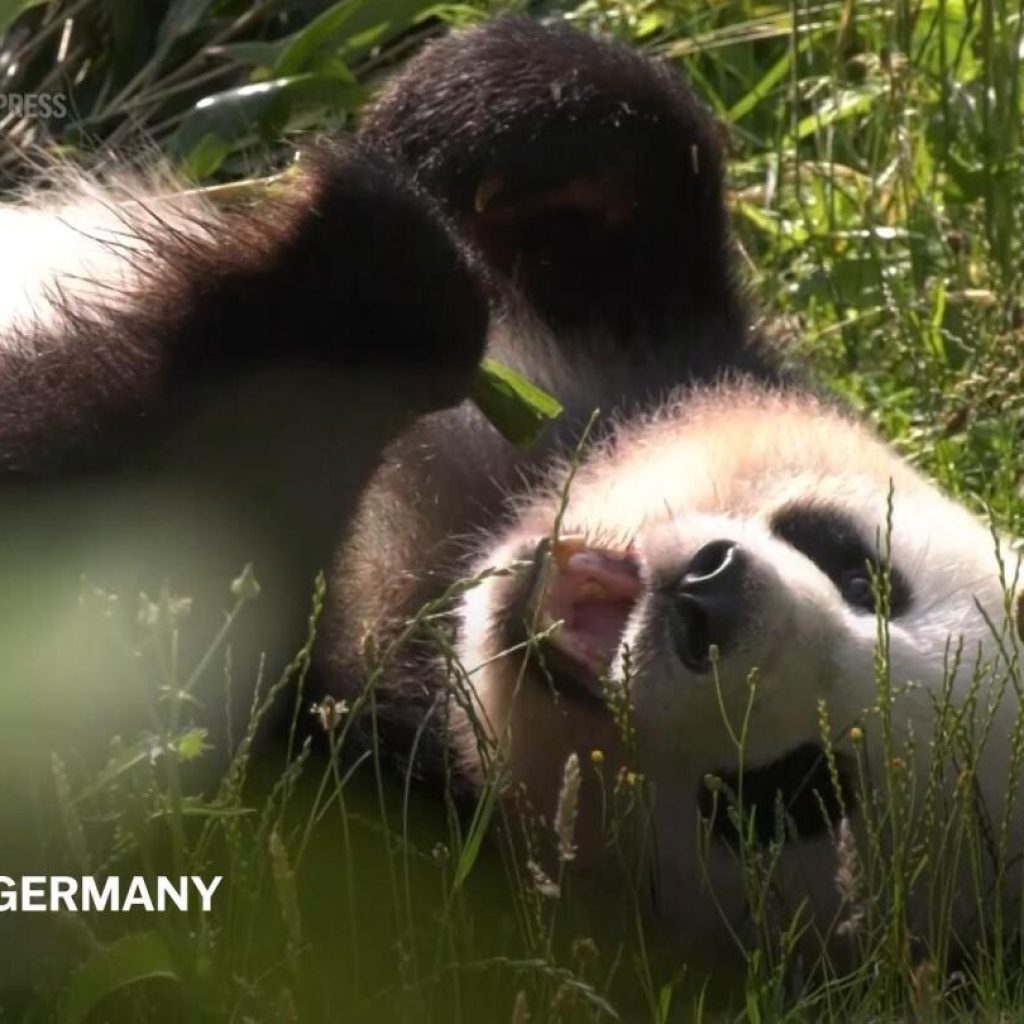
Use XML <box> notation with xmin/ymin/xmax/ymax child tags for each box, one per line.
<box><xmin>336</xmin><ymin>18</ymin><xmax>1023</xmax><ymax>953</ymax></box>
<box><xmin>0</xmin><ymin>15</ymin><xmax>1019</xmax><ymax>959</ymax></box>
<box><xmin>339</xmin><ymin>17</ymin><xmax>1024</xmax><ymax>953</ymax></box>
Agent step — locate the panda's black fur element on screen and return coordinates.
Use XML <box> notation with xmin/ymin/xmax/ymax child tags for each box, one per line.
<box><xmin>360</xmin><ymin>16</ymin><xmax>743</xmax><ymax>343</ymax></box>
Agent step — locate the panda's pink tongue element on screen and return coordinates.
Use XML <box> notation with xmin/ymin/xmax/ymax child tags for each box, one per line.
<box><xmin>541</xmin><ymin>539</ymin><xmax>642</xmax><ymax>676</ymax></box>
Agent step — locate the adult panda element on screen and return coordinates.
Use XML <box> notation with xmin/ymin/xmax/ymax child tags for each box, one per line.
<box><xmin>0</xmin><ymin>14</ymin><xmax>1018</xmax><ymax>965</ymax></box>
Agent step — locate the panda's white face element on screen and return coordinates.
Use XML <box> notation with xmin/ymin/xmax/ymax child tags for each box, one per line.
<box><xmin>468</xmin><ymin>386</ymin><xmax>1015</xmax><ymax>759</ymax></box>
<box><xmin>611</xmin><ymin>466</ymin><xmax>1013</xmax><ymax>779</ymax></box>
<box><xmin>458</xmin><ymin>385</ymin><xmax>1020</xmax><ymax>937</ymax></box>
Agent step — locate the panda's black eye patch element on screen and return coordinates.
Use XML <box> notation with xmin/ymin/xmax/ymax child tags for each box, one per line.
<box><xmin>769</xmin><ymin>503</ymin><xmax>911</xmax><ymax>617</ymax></box>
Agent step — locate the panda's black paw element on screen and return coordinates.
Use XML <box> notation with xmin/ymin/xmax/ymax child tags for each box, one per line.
<box><xmin>172</xmin><ymin>141</ymin><xmax>489</xmax><ymax>417</ymax></box>
<box><xmin>294</xmin><ymin>141</ymin><xmax>490</xmax><ymax>414</ymax></box>
<box><xmin>360</xmin><ymin>16</ymin><xmax>732</xmax><ymax>337</ymax></box>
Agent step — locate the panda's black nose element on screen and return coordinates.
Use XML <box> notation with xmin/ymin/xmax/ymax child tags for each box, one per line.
<box><xmin>671</xmin><ymin>540</ymin><xmax>749</xmax><ymax>672</ymax></box>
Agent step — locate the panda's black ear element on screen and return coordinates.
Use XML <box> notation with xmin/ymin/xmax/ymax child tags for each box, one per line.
<box><xmin>361</xmin><ymin>16</ymin><xmax>737</xmax><ymax>340</ymax></box>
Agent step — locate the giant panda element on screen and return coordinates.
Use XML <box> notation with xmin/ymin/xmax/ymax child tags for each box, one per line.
<box><xmin>0</xmin><ymin>13</ymin><xmax>1019</xmax><ymax>968</ymax></box>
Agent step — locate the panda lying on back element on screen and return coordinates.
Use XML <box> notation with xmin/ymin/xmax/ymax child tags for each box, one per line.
<box><xmin>1</xmin><ymin>15</ymin><xmax>1020</xmax><ymax>960</ymax></box>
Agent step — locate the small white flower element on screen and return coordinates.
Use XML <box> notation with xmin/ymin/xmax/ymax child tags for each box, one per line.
<box><xmin>309</xmin><ymin>695</ymin><xmax>349</xmax><ymax>732</ymax></box>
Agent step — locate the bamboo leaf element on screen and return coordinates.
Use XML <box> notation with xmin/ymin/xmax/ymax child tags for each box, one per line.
<box><xmin>473</xmin><ymin>359</ymin><xmax>563</xmax><ymax>449</ymax></box>
<box><xmin>788</xmin><ymin>82</ymin><xmax>887</xmax><ymax>143</ymax></box>
<box><xmin>274</xmin><ymin>0</ymin><xmax>363</xmax><ymax>77</ymax></box>
<box><xmin>172</xmin><ymin>74</ymin><xmax>365</xmax><ymax>171</ymax></box>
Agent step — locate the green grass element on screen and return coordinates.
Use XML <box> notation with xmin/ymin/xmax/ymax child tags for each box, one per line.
<box><xmin>1</xmin><ymin>0</ymin><xmax>1024</xmax><ymax>1020</ymax></box>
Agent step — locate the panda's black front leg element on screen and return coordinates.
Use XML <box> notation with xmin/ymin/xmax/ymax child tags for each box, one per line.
<box><xmin>0</xmin><ymin>142</ymin><xmax>491</xmax><ymax>727</ymax></box>
<box><xmin>0</xmin><ymin>141</ymin><xmax>487</xmax><ymax>480</ymax></box>
<box><xmin>160</xmin><ymin>141</ymin><xmax>489</xmax><ymax>429</ymax></box>
<box><xmin>0</xmin><ymin>143</ymin><xmax>494</xmax><ymax>975</ymax></box>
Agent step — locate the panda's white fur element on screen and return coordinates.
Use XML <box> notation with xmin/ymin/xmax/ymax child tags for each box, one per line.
<box><xmin>0</xmin><ymin>174</ymin><xmax>217</xmax><ymax>336</ymax></box>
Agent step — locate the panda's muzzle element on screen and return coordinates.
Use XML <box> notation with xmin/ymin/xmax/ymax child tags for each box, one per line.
<box><xmin>511</xmin><ymin>535</ymin><xmax>642</xmax><ymax>697</ymax></box>
<box><xmin>669</xmin><ymin>540</ymin><xmax>750</xmax><ymax>672</ymax></box>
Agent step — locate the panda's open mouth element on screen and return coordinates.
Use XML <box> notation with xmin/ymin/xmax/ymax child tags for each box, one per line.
<box><xmin>697</xmin><ymin>742</ymin><xmax>857</xmax><ymax>846</ymax></box>
<box><xmin>528</xmin><ymin>535</ymin><xmax>642</xmax><ymax>697</ymax></box>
